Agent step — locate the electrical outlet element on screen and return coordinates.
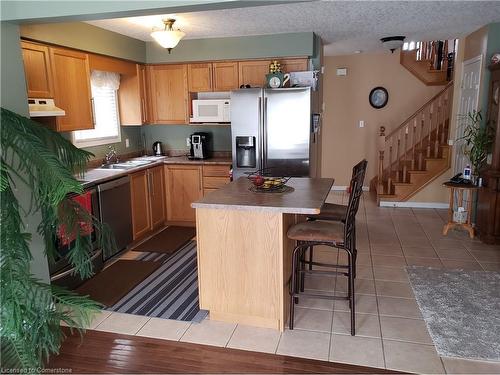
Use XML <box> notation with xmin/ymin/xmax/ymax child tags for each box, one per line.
<box><xmin>186</xmin><ymin>137</ymin><xmax>191</xmax><ymax>147</ymax></box>
<box><xmin>125</xmin><ymin>138</ymin><xmax>130</xmax><ymax>148</ymax></box>
<box><xmin>359</xmin><ymin>120</ymin><xmax>365</xmax><ymax>128</ymax></box>
<box><xmin>448</xmin><ymin>139</ymin><xmax>453</xmax><ymax>146</ymax></box>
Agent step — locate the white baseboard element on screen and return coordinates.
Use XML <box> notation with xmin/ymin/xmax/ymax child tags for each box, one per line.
<box><xmin>379</xmin><ymin>201</ymin><xmax>449</xmax><ymax>209</ymax></box>
<box><xmin>332</xmin><ymin>186</ymin><xmax>370</xmax><ymax>192</ymax></box>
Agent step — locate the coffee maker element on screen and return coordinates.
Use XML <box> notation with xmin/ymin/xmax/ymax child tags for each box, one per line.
<box><xmin>189</xmin><ymin>132</ymin><xmax>212</xmax><ymax>159</ymax></box>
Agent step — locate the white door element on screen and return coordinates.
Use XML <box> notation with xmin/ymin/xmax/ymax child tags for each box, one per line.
<box><xmin>454</xmin><ymin>55</ymin><xmax>482</xmax><ymax>175</ymax></box>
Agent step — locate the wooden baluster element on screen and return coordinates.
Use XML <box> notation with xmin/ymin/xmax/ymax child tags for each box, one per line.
<box><xmin>435</xmin><ymin>97</ymin><xmax>441</xmax><ymax>157</ymax></box>
<box><xmin>412</xmin><ymin>118</ymin><xmax>417</xmax><ymax>171</ymax></box>
<box><xmin>443</xmin><ymin>90</ymin><xmax>449</xmax><ymax>142</ymax></box>
<box><xmin>427</xmin><ymin>105</ymin><xmax>432</xmax><ymax>158</ymax></box>
<box><xmin>403</xmin><ymin>126</ymin><xmax>409</xmax><ymax>182</ymax></box>
<box><xmin>378</xmin><ymin>126</ymin><xmax>386</xmax><ymax>195</ymax></box>
<box><xmin>442</xmin><ymin>40</ymin><xmax>449</xmax><ymax>71</ymax></box>
<box><xmin>396</xmin><ymin>133</ymin><xmax>401</xmax><ymax>182</ymax></box>
<box><xmin>419</xmin><ymin>112</ymin><xmax>425</xmax><ymax>170</ymax></box>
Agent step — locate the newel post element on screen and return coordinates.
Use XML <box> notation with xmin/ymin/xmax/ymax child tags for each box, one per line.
<box><xmin>378</xmin><ymin>126</ymin><xmax>386</xmax><ymax>194</ymax></box>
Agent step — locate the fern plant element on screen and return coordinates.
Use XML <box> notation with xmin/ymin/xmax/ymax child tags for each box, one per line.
<box><xmin>0</xmin><ymin>108</ymin><xmax>114</xmax><ymax>369</ymax></box>
<box><xmin>458</xmin><ymin>110</ymin><xmax>496</xmax><ymax>178</ymax></box>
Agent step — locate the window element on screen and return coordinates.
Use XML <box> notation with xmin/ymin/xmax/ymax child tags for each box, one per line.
<box><xmin>72</xmin><ymin>71</ymin><xmax>121</xmax><ymax>148</ymax></box>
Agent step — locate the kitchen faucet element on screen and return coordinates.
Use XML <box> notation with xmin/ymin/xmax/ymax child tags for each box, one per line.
<box><xmin>103</xmin><ymin>145</ymin><xmax>119</xmax><ymax>165</ymax></box>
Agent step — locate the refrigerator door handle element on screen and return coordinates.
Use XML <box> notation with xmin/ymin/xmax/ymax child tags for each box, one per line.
<box><xmin>258</xmin><ymin>96</ymin><xmax>263</xmax><ymax>171</ymax></box>
<box><xmin>262</xmin><ymin>96</ymin><xmax>268</xmax><ymax>171</ymax></box>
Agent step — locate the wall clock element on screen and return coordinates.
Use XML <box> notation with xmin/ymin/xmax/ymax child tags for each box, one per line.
<box><xmin>369</xmin><ymin>87</ymin><xmax>389</xmax><ymax>109</ymax></box>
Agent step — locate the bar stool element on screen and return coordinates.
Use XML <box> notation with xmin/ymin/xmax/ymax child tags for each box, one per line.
<box><xmin>287</xmin><ymin>171</ymin><xmax>364</xmax><ymax>335</ymax></box>
<box><xmin>304</xmin><ymin>160</ymin><xmax>367</xmax><ymax>280</ymax></box>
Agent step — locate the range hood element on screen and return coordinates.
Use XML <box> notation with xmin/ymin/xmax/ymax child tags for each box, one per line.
<box><xmin>28</xmin><ymin>98</ymin><xmax>65</xmax><ymax>117</ymax></box>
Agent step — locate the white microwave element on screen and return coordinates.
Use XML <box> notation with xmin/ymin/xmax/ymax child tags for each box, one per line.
<box><xmin>190</xmin><ymin>99</ymin><xmax>230</xmax><ymax>123</ymax></box>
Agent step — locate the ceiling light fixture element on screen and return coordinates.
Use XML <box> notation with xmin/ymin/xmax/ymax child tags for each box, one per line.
<box><xmin>380</xmin><ymin>36</ymin><xmax>406</xmax><ymax>53</ymax></box>
<box><xmin>151</xmin><ymin>18</ymin><xmax>185</xmax><ymax>53</ymax></box>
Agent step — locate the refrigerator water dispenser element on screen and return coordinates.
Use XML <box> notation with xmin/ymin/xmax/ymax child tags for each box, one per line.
<box><xmin>236</xmin><ymin>136</ymin><xmax>256</xmax><ymax>168</ymax></box>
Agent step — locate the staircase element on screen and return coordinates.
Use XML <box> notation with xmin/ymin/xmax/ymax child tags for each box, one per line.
<box><xmin>374</xmin><ymin>82</ymin><xmax>454</xmax><ymax>203</ymax></box>
<box><xmin>400</xmin><ymin>40</ymin><xmax>456</xmax><ymax>86</ymax></box>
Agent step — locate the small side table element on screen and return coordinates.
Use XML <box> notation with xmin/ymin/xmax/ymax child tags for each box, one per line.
<box><xmin>443</xmin><ymin>182</ymin><xmax>479</xmax><ymax>238</ymax></box>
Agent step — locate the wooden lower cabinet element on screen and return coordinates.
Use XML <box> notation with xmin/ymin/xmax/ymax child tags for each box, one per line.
<box><xmin>165</xmin><ymin>164</ymin><xmax>203</xmax><ymax>223</ymax></box>
<box><xmin>130</xmin><ymin>170</ymin><xmax>151</xmax><ymax>240</ymax></box>
<box><xmin>130</xmin><ymin>166</ymin><xmax>166</xmax><ymax>241</ymax></box>
<box><xmin>149</xmin><ymin>165</ymin><xmax>166</xmax><ymax>229</ymax></box>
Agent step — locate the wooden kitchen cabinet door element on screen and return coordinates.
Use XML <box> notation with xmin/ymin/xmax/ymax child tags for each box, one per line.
<box><xmin>188</xmin><ymin>63</ymin><xmax>212</xmax><ymax>92</ymax></box>
<box><xmin>165</xmin><ymin>164</ymin><xmax>202</xmax><ymax>223</ymax></box>
<box><xmin>50</xmin><ymin>47</ymin><xmax>93</xmax><ymax>131</ymax></box>
<box><xmin>238</xmin><ymin>60</ymin><xmax>271</xmax><ymax>88</ymax></box>
<box><xmin>149</xmin><ymin>165</ymin><xmax>166</xmax><ymax>229</ymax></box>
<box><xmin>118</xmin><ymin>64</ymin><xmax>150</xmax><ymax>125</ymax></box>
<box><xmin>149</xmin><ymin>64</ymin><xmax>189</xmax><ymax>124</ymax></box>
<box><xmin>130</xmin><ymin>170</ymin><xmax>151</xmax><ymax>241</ymax></box>
<box><xmin>213</xmin><ymin>62</ymin><xmax>239</xmax><ymax>91</ymax></box>
<box><xmin>280</xmin><ymin>58</ymin><xmax>308</xmax><ymax>73</ymax></box>
<box><xmin>21</xmin><ymin>41</ymin><xmax>54</xmax><ymax>98</ymax></box>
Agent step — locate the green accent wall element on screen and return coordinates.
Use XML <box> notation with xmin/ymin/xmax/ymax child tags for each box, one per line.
<box><xmin>20</xmin><ymin>22</ymin><xmax>146</xmax><ymax>62</ymax></box>
<box><xmin>146</xmin><ymin>32</ymin><xmax>315</xmax><ymax>63</ymax></box>
<box><xmin>1</xmin><ymin>1</ymin><xmax>272</xmax><ymax>22</ymax></box>
<box><xmin>143</xmin><ymin>125</ymin><xmax>231</xmax><ymax>152</ymax></box>
<box><xmin>481</xmin><ymin>22</ymin><xmax>500</xmax><ymax>115</ymax></box>
<box><xmin>1</xmin><ymin>22</ymin><xmax>50</xmax><ymax>282</ymax></box>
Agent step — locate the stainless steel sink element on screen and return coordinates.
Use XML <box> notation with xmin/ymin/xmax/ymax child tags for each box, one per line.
<box><xmin>98</xmin><ymin>159</ymin><xmax>154</xmax><ymax>170</ymax></box>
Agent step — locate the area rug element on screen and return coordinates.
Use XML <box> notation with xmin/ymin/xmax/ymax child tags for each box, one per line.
<box><xmin>131</xmin><ymin>226</ymin><xmax>196</xmax><ymax>254</ymax></box>
<box><xmin>76</xmin><ymin>260</ymin><xmax>162</xmax><ymax>306</ymax></box>
<box><xmin>406</xmin><ymin>266</ymin><xmax>500</xmax><ymax>361</ymax></box>
<box><xmin>108</xmin><ymin>241</ymin><xmax>208</xmax><ymax>322</ymax></box>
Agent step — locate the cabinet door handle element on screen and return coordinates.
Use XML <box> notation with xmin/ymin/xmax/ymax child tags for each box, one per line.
<box><xmin>150</xmin><ymin>171</ymin><xmax>155</xmax><ymax>197</ymax></box>
<box><xmin>141</xmin><ymin>98</ymin><xmax>145</xmax><ymax>123</ymax></box>
<box><xmin>90</xmin><ymin>98</ymin><xmax>96</xmax><ymax>126</ymax></box>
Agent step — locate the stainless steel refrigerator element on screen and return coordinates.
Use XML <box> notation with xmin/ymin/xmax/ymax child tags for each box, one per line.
<box><xmin>230</xmin><ymin>87</ymin><xmax>319</xmax><ymax>179</ymax></box>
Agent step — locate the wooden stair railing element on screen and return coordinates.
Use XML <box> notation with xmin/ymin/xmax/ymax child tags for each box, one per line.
<box><xmin>401</xmin><ymin>39</ymin><xmax>456</xmax><ymax>86</ymax></box>
<box><xmin>376</xmin><ymin>81</ymin><xmax>454</xmax><ymax>202</ymax></box>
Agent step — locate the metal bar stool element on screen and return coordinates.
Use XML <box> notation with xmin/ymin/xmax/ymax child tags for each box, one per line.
<box><xmin>304</xmin><ymin>160</ymin><xmax>367</xmax><ymax>280</ymax></box>
<box><xmin>287</xmin><ymin>171</ymin><xmax>364</xmax><ymax>335</ymax></box>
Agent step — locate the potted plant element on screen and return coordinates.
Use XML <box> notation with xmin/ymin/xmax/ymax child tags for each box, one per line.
<box><xmin>0</xmin><ymin>108</ymin><xmax>114</xmax><ymax>369</ymax></box>
<box><xmin>458</xmin><ymin>110</ymin><xmax>496</xmax><ymax>183</ymax></box>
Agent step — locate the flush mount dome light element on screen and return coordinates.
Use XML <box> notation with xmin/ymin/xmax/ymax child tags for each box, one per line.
<box><xmin>151</xmin><ymin>18</ymin><xmax>185</xmax><ymax>53</ymax></box>
<box><xmin>380</xmin><ymin>36</ymin><xmax>406</xmax><ymax>53</ymax></box>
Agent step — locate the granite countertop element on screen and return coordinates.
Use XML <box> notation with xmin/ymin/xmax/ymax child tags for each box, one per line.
<box><xmin>79</xmin><ymin>156</ymin><xmax>231</xmax><ymax>188</ymax></box>
<box><xmin>191</xmin><ymin>177</ymin><xmax>334</xmax><ymax>214</ymax></box>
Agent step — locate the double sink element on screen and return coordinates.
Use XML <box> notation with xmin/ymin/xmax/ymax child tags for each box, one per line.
<box><xmin>97</xmin><ymin>156</ymin><xmax>165</xmax><ymax>170</ymax></box>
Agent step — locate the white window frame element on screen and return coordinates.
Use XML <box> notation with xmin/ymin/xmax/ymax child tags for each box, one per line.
<box><xmin>72</xmin><ymin>86</ymin><xmax>121</xmax><ymax>148</ymax></box>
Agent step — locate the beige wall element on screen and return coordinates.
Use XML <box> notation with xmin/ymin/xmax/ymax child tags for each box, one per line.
<box><xmin>321</xmin><ymin>51</ymin><xmax>442</xmax><ymax>187</ymax></box>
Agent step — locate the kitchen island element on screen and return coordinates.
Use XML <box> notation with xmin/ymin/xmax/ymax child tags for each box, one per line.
<box><xmin>192</xmin><ymin>177</ymin><xmax>334</xmax><ymax>330</ymax></box>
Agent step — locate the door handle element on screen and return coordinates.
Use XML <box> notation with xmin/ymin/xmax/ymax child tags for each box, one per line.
<box><xmin>90</xmin><ymin>98</ymin><xmax>96</xmax><ymax>126</ymax></box>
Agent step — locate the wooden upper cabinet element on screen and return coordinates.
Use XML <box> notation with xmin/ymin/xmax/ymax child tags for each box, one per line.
<box><xmin>238</xmin><ymin>60</ymin><xmax>271</xmax><ymax>88</ymax></box>
<box><xmin>213</xmin><ymin>62</ymin><xmax>239</xmax><ymax>91</ymax></box>
<box><xmin>188</xmin><ymin>63</ymin><xmax>212</xmax><ymax>92</ymax></box>
<box><xmin>280</xmin><ymin>58</ymin><xmax>308</xmax><ymax>73</ymax></box>
<box><xmin>21</xmin><ymin>41</ymin><xmax>54</xmax><ymax>98</ymax></box>
<box><xmin>149</xmin><ymin>64</ymin><xmax>189</xmax><ymax>124</ymax></box>
<box><xmin>50</xmin><ymin>47</ymin><xmax>93</xmax><ymax>132</ymax></box>
<box><xmin>118</xmin><ymin>63</ymin><xmax>150</xmax><ymax>125</ymax></box>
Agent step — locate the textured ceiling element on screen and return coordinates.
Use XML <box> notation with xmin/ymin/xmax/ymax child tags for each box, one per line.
<box><xmin>87</xmin><ymin>1</ymin><xmax>500</xmax><ymax>56</ymax></box>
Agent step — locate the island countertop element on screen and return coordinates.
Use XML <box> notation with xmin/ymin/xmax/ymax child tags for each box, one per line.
<box><xmin>192</xmin><ymin>177</ymin><xmax>334</xmax><ymax>215</ymax></box>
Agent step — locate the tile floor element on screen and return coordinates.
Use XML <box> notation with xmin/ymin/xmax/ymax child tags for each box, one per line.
<box><xmin>84</xmin><ymin>192</ymin><xmax>500</xmax><ymax>374</ymax></box>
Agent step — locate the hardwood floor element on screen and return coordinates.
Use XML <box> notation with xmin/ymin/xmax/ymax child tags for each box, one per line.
<box><xmin>48</xmin><ymin>329</ymin><xmax>401</xmax><ymax>374</ymax></box>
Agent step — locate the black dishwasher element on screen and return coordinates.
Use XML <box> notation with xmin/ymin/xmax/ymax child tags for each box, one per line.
<box><xmin>97</xmin><ymin>176</ymin><xmax>133</xmax><ymax>261</ymax></box>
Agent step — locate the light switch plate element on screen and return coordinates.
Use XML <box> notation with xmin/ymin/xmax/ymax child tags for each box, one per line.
<box><xmin>448</xmin><ymin>139</ymin><xmax>453</xmax><ymax>146</ymax></box>
<box><xmin>336</xmin><ymin>68</ymin><xmax>347</xmax><ymax>76</ymax></box>
<box><xmin>359</xmin><ymin>120</ymin><xmax>365</xmax><ymax>128</ymax></box>
<box><xmin>125</xmin><ymin>138</ymin><xmax>130</xmax><ymax>148</ymax></box>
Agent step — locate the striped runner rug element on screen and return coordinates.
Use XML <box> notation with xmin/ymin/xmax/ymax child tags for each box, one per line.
<box><xmin>107</xmin><ymin>241</ymin><xmax>208</xmax><ymax>322</ymax></box>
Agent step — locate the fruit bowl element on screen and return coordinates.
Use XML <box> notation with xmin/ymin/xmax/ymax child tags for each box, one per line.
<box><xmin>247</xmin><ymin>169</ymin><xmax>291</xmax><ymax>192</ymax></box>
